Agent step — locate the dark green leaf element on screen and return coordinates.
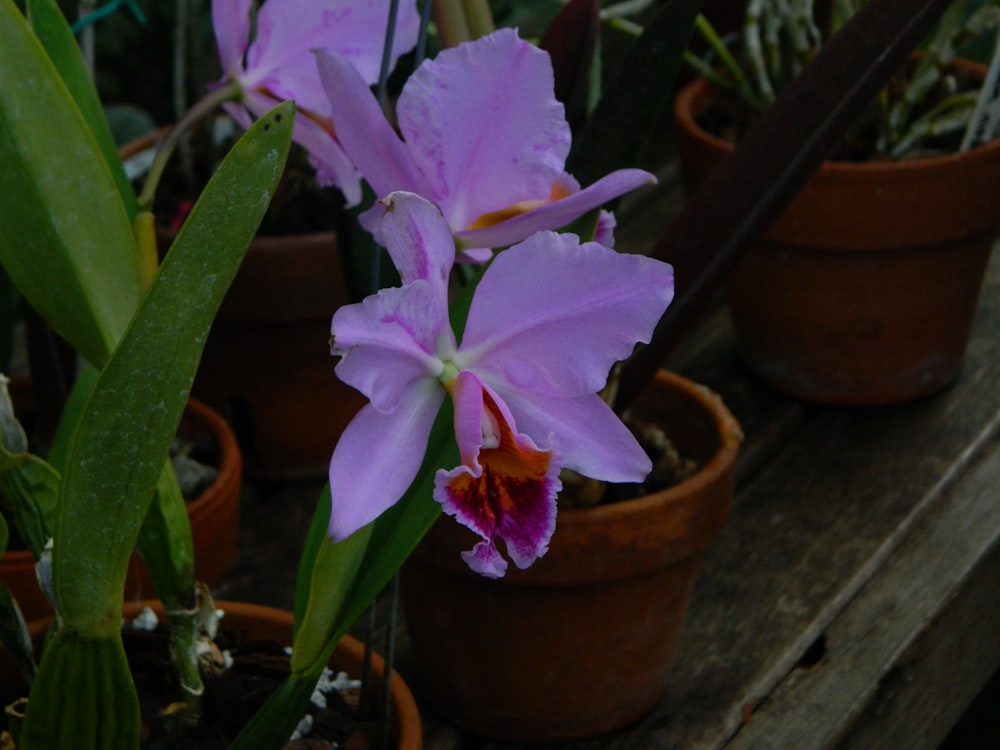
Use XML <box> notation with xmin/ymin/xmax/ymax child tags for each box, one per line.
<box><xmin>539</xmin><ymin>0</ymin><xmax>602</xmax><ymax>133</ymax></box>
<box><xmin>0</xmin><ymin>1</ymin><xmax>141</xmax><ymax>367</ymax></box>
<box><xmin>567</xmin><ymin>0</ymin><xmax>702</xmax><ymax>184</ymax></box>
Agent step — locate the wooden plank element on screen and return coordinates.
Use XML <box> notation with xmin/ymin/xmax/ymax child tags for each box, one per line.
<box><xmin>723</xmin><ymin>433</ymin><xmax>1000</xmax><ymax>750</ymax></box>
<box><xmin>639</xmin><ymin>246</ymin><xmax>1000</xmax><ymax>750</ymax></box>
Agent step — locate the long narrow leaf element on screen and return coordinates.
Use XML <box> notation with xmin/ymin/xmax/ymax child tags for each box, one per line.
<box><xmin>0</xmin><ymin>0</ymin><xmax>141</xmax><ymax>368</ymax></box>
<box><xmin>616</xmin><ymin>0</ymin><xmax>956</xmax><ymax>408</ymax></box>
<box><xmin>27</xmin><ymin>0</ymin><xmax>138</xmax><ymax>219</ymax></box>
<box><xmin>52</xmin><ymin>102</ymin><xmax>294</xmax><ymax>634</ymax></box>
<box><xmin>567</xmin><ymin>0</ymin><xmax>702</xmax><ymax>184</ymax></box>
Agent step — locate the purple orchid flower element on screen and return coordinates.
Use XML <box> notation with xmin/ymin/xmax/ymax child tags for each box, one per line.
<box><xmin>212</xmin><ymin>0</ymin><xmax>420</xmax><ymax>204</ymax></box>
<box><xmin>315</xmin><ymin>28</ymin><xmax>656</xmax><ymax>258</ymax></box>
<box><xmin>327</xmin><ymin>192</ymin><xmax>674</xmax><ymax>577</ymax></box>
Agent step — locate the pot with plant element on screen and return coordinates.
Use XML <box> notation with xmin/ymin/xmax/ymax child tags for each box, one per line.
<box><xmin>0</xmin><ymin>0</ymin><xmax>430</xmax><ymax>746</ymax></box>
<box><xmin>676</xmin><ymin>0</ymin><xmax>1000</xmax><ymax>404</ymax></box>
<box><xmin>310</xmin><ymin>2</ymin><xmax>745</xmax><ymax>739</ymax></box>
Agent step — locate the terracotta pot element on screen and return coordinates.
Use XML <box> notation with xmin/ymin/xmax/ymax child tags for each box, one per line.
<box><xmin>674</xmin><ymin>60</ymin><xmax>1000</xmax><ymax>404</ymax></box>
<box><xmin>0</xmin><ymin>398</ymin><xmax>242</xmax><ymax>621</ymax></box>
<box><xmin>0</xmin><ymin>600</ymin><xmax>423</xmax><ymax>749</ymax></box>
<box><xmin>121</xmin><ymin>130</ymin><xmax>365</xmax><ymax>480</ymax></box>
<box><xmin>401</xmin><ymin>371</ymin><xmax>741</xmax><ymax>742</ymax></box>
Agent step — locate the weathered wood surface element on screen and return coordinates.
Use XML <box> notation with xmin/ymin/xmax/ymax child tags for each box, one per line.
<box><xmin>215</xmin><ymin>235</ymin><xmax>1000</xmax><ymax>750</ymax></box>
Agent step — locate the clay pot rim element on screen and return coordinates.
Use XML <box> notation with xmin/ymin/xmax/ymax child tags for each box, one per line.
<box><xmin>1</xmin><ymin>397</ymin><xmax>240</xmax><ymax>568</ymax></box>
<box><xmin>674</xmin><ymin>58</ymin><xmax>1000</xmax><ymax>181</ymax></box>
<box><xmin>24</xmin><ymin>599</ymin><xmax>423</xmax><ymax>750</ymax></box>
<box><xmin>556</xmin><ymin>370</ymin><xmax>741</xmax><ymax>528</ymax></box>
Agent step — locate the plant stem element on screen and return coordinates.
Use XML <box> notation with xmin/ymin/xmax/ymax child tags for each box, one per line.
<box><xmin>137</xmin><ymin>80</ymin><xmax>243</xmax><ymax>212</ymax></box>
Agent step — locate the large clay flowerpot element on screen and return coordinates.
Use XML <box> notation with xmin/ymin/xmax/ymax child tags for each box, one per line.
<box><xmin>0</xmin><ymin>398</ymin><xmax>242</xmax><ymax>621</ymax></box>
<box><xmin>674</xmin><ymin>60</ymin><xmax>1000</xmax><ymax>404</ymax></box>
<box><xmin>0</xmin><ymin>600</ymin><xmax>423</xmax><ymax>749</ymax></box>
<box><xmin>401</xmin><ymin>371</ymin><xmax>741</xmax><ymax>742</ymax></box>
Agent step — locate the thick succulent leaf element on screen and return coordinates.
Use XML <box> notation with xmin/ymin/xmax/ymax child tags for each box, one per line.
<box><xmin>567</xmin><ymin>0</ymin><xmax>702</xmax><ymax>185</ymax></box>
<box><xmin>51</xmin><ymin>102</ymin><xmax>293</xmax><ymax>636</ymax></box>
<box><xmin>27</xmin><ymin>0</ymin><xmax>138</xmax><ymax>219</ymax></box>
<box><xmin>616</xmin><ymin>0</ymin><xmax>957</xmax><ymax>407</ymax></box>
<box><xmin>0</xmin><ymin>1</ymin><xmax>141</xmax><ymax>368</ymax></box>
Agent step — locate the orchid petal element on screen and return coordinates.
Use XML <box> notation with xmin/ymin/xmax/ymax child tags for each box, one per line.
<box><xmin>489</xmin><ymin>385</ymin><xmax>652</xmax><ymax>484</ymax></box>
<box><xmin>396</xmin><ymin>28</ymin><xmax>570</xmax><ymax>229</ymax></box>
<box><xmin>594</xmin><ymin>210</ymin><xmax>617</xmax><ymax>249</ymax></box>
<box><xmin>373</xmin><ymin>192</ymin><xmax>456</xmax><ymax>292</ymax></box>
<box><xmin>317</xmin><ymin>50</ymin><xmax>432</xmax><ymax>199</ymax></box>
<box><xmin>315</xmin><ymin>0</ymin><xmax>421</xmax><ymax>85</ymax></box>
<box><xmin>447</xmin><ymin>370</ymin><xmax>520</xmax><ymax>473</ymax></box>
<box><xmin>248</xmin><ymin>0</ymin><xmax>419</xmax><ymax>113</ymax></box>
<box><xmin>328</xmin><ymin>382</ymin><xmax>444</xmax><ymax>541</ymax></box>
<box><xmin>212</xmin><ymin>0</ymin><xmax>253</xmax><ymax>76</ymax></box>
<box><xmin>332</xmin><ymin>280</ymin><xmax>449</xmax><ymax>411</ymax></box>
<box><xmin>455</xmin><ymin>168</ymin><xmax>656</xmax><ymax>251</ymax></box>
<box><xmin>458</xmin><ymin>232</ymin><xmax>674</xmax><ymax>397</ymax></box>
<box><xmin>435</xmin><ymin>378</ymin><xmax>560</xmax><ymax>578</ymax></box>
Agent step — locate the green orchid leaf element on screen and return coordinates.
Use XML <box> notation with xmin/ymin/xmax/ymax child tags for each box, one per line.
<box><xmin>0</xmin><ymin>374</ymin><xmax>59</xmax><ymax>559</ymax></box>
<box><xmin>234</xmin><ymin>405</ymin><xmax>455</xmax><ymax>750</ymax></box>
<box><xmin>0</xmin><ymin>0</ymin><xmax>142</xmax><ymax>369</ymax></box>
<box><xmin>26</xmin><ymin>0</ymin><xmax>138</xmax><ymax>219</ymax></box>
<box><xmin>136</xmin><ymin>464</ymin><xmax>196</xmax><ymax>607</ymax></box>
<box><xmin>51</xmin><ymin>101</ymin><xmax>293</xmax><ymax>636</ymax></box>
<box><xmin>567</xmin><ymin>0</ymin><xmax>702</xmax><ymax>185</ymax></box>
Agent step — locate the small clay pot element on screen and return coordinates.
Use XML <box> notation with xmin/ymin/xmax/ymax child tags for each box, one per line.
<box><xmin>401</xmin><ymin>371</ymin><xmax>740</xmax><ymax>742</ymax></box>
<box><xmin>0</xmin><ymin>398</ymin><xmax>242</xmax><ymax>621</ymax></box>
<box><xmin>0</xmin><ymin>600</ymin><xmax>423</xmax><ymax>749</ymax></box>
<box><xmin>673</xmin><ymin>60</ymin><xmax>1000</xmax><ymax>405</ymax></box>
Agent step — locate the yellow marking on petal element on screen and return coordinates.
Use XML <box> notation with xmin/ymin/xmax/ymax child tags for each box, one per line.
<box><xmin>465</xmin><ymin>181</ymin><xmax>574</xmax><ymax>230</ymax></box>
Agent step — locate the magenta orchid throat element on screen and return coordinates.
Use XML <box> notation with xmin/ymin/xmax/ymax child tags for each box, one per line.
<box><xmin>327</xmin><ymin>192</ymin><xmax>674</xmax><ymax>578</ymax></box>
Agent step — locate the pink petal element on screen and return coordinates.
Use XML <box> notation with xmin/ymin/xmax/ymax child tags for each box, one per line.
<box><xmin>332</xmin><ymin>281</ymin><xmax>449</xmax><ymax>412</ymax></box>
<box><xmin>594</xmin><ymin>210</ymin><xmax>617</xmax><ymax>249</ymax></box>
<box><xmin>372</xmin><ymin>192</ymin><xmax>456</xmax><ymax>292</ymax></box>
<box><xmin>316</xmin><ymin>0</ymin><xmax>421</xmax><ymax>85</ymax></box>
<box><xmin>454</xmin><ymin>168</ymin><xmax>655</xmax><ymax>251</ymax></box>
<box><xmin>490</xmin><ymin>384</ymin><xmax>652</xmax><ymax>484</ymax></box>
<box><xmin>212</xmin><ymin>0</ymin><xmax>253</xmax><ymax>75</ymax></box>
<box><xmin>328</xmin><ymin>383</ymin><xmax>444</xmax><ymax>541</ymax></box>
<box><xmin>247</xmin><ymin>0</ymin><xmax>419</xmax><ymax>114</ymax></box>
<box><xmin>434</xmin><ymin>377</ymin><xmax>560</xmax><ymax>578</ymax></box>
<box><xmin>396</xmin><ymin>28</ymin><xmax>570</xmax><ymax>230</ymax></box>
<box><xmin>317</xmin><ymin>50</ymin><xmax>432</xmax><ymax>200</ymax></box>
<box><xmin>458</xmin><ymin>232</ymin><xmax>674</xmax><ymax>397</ymax></box>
